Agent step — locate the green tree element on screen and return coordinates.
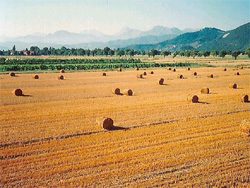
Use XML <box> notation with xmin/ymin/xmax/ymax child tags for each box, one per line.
<box><xmin>203</xmin><ymin>51</ymin><xmax>210</xmax><ymax>58</ymax></box>
<box><xmin>104</xmin><ymin>47</ymin><xmax>110</xmax><ymax>56</ymax></box>
<box><xmin>151</xmin><ymin>49</ymin><xmax>158</xmax><ymax>57</ymax></box>
<box><xmin>108</xmin><ymin>49</ymin><xmax>115</xmax><ymax>57</ymax></box>
<box><xmin>219</xmin><ymin>50</ymin><xmax>227</xmax><ymax>58</ymax></box>
<box><xmin>245</xmin><ymin>48</ymin><xmax>250</xmax><ymax>58</ymax></box>
<box><xmin>232</xmin><ymin>51</ymin><xmax>240</xmax><ymax>60</ymax></box>
<box><xmin>161</xmin><ymin>50</ymin><xmax>170</xmax><ymax>58</ymax></box>
<box><xmin>190</xmin><ymin>50</ymin><xmax>198</xmax><ymax>58</ymax></box>
<box><xmin>211</xmin><ymin>50</ymin><xmax>218</xmax><ymax>57</ymax></box>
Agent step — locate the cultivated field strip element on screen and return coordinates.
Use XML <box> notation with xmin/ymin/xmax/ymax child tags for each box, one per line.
<box><xmin>1</xmin><ymin>67</ymin><xmax>250</xmax><ymax>187</ymax></box>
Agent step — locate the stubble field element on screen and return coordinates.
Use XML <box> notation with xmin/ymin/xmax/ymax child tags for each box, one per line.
<box><xmin>0</xmin><ymin>64</ymin><xmax>250</xmax><ymax>187</ymax></box>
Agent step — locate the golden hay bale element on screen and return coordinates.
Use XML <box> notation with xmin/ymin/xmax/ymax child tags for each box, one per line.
<box><xmin>102</xmin><ymin>72</ymin><xmax>107</xmax><ymax>76</ymax></box>
<box><xmin>122</xmin><ymin>89</ymin><xmax>133</xmax><ymax>96</ymax></box>
<box><xmin>12</xmin><ymin>89</ymin><xmax>23</xmax><ymax>96</ymax></box>
<box><xmin>32</xmin><ymin>74</ymin><xmax>39</xmax><ymax>79</ymax></box>
<box><xmin>186</xmin><ymin>67</ymin><xmax>190</xmax><ymax>71</ymax></box>
<box><xmin>229</xmin><ymin>83</ymin><xmax>237</xmax><ymax>89</ymax></box>
<box><xmin>193</xmin><ymin>72</ymin><xmax>197</xmax><ymax>76</ymax></box>
<box><xmin>172</xmin><ymin>68</ymin><xmax>176</xmax><ymax>72</ymax></box>
<box><xmin>112</xmin><ymin>88</ymin><xmax>120</xmax><ymax>95</ymax></box>
<box><xmin>234</xmin><ymin>72</ymin><xmax>240</xmax><ymax>75</ymax></box>
<box><xmin>168</xmin><ymin>67</ymin><xmax>172</xmax><ymax>70</ymax></box>
<box><xmin>240</xmin><ymin>119</ymin><xmax>250</xmax><ymax>136</ymax></box>
<box><xmin>135</xmin><ymin>67</ymin><xmax>139</xmax><ymax>71</ymax></box>
<box><xmin>137</xmin><ymin>74</ymin><xmax>143</xmax><ymax>78</ymax></box>
<box><xmin>60</xmin><ymin>69</ymin><xmax>65</xmax><ymax>73</ymax></box>
<box><xmin>240</xmin><ymin>66</ymin><xmax>244</xmax><ymax>69</ymax></box>
<box><xmin>57</xmin><ymin>75</ymin><xmax>64</xmax><ymax>80</ymax></box>
<box><xmin>117</xmin><ymin>68</ymin><xmax>122</xmax><ymax>72</ymax></box>
<box><xmin>150</xmin><ymin>71</ymin><xmax>154</xmax><ymax>74</ymax></box>
<box><xmin>207</xmin><ymin>74</ymin><xmax>213</xmax><ymax>78</ymax></box>
<box><xmin>223</xmin><ymin>68</ymin><xmax>227</xmax><ymax>71</ymax></box>
<box><xmin>158</xmin><ymin>78</ymin><xmax>164</xmax><ymax>85</ymax></box>
<box><xmin>9</xmin><ymin>72</ymin><xmax>15</xmax><ymax>77</ymax></box>
<box><xmin>96</xmin><ymin>117</ymin><xmax>114</xmax><ymax>130</ymax></box>
<box><xmin>187</xmin><ymin>94</ymin><xmax>199</xmax><ymax>103</ymax></box>
<box><xmin>177</xmin><ymin>74</ymin><xmax>184</xmax><ymax>79</ymax></box>
<box><xmin>241</xmin><ymin>94</ymin><xmax>248</xmax><ymax>103</ymax></box>
<box><xmin>143</xmin><ymin>72</ymin><xmax>147</xmax><ymax>76</ymax></box>
<box><xmin>201</xmin><ymin>87</ymin><xmax>209</xmax><ymax>94</ymax></box>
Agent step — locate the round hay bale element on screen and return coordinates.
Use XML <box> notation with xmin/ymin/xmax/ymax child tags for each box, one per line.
<box><xmin>12</xmin><ymin>89</ymin><xmax>23</xmax><ymax>96</ymax></box>
<box><xmin>143</xmin><ymin>72</ymin><xmax>147</xmax><ymax>76</ymax></box>
<box><xmin>186</xmin><ymin>67</ymin><xmax>190</xmax><ymax>71</ymax></box>
<box><xmin>240</xmin><ymin>119</ymin><xmax>250</xmax><ymax>136</ymax></box>
<box><xmin>32</xmin><ymin>74</ymin><xmax>39</xmax><ymax>79</ymax></box>
<box><xmin>172</xmin><ymin>68</ymin><xmax>176</xmax><ymax>72</ymax></box>
<box><xmin>193</xmin><ymin>72</ymin><xmax>197</xmax><ymax>76</ymax></box>
<box><xmin>150</xmin><ymin>71</ymin><xmax>154</xmax><ymax>74</ymax></box>
<box><xmin>201</xmin><ymin>87</ymin><xmax>209</xmax><ymax>94</ymax></box>
<box><xmin>102</xmin><ymin>72</ymin><xmax>107</xmax><ymax>76</ymax></box>
<box><xmin>9</xmin><ymin>72</ymin><xmax>15</xmax><ymax>77</ymax></box>
<box><xmin>241</xmin><ymin>94</ymin><xmax>248</xmax><ymax>103</ymax></box>
<box><xmin>122</xmin><ymin>89</ymin><xmax>133</xmax><ymax>96</ymax></box>
<box><xmin>234</xmin><ymin>72</ymin><xmax>240</xmax><ymax>75</ymax></box>
<box><xmin>117</xmin><ymin>68</ymin><xmax>122</xmax><ymax>72</ymax></box>
<box><xmin>177</xmin><ymin>74</ymin><xmax>183</xmax><ymax>79</ymax></box>
<box><xmin>96</xmin><ymin>117</ymin><xmax>114</xmax><ymax>130</ymax></box>
<box><xmin>229</xmin><ymin>83</ymin><xmax>237</xmax><ymax>89</ymax></box>
<box><xmin>60</xmin><ymin>69</ymin><xmax>65</xmax><ymax>73</ymax></box>
<box><xmin>112</xmin><ymin>88</ymin><xmax>120</xmax><ymax>95</ymax></box>
<box><xmin>137</xmin><ymin>74</ymin><xmax>143</xmax><ymax>78</ymax></box>
<box><xmin>223</xmin><ymin>68</ymin><xmax>227</xmax><ymax>71</ymax></box>
<box><xmin>187</xmin><ymin>94</ymin><xmax>199</xmax><ymax>103</ymax></box>
<box><xmin>57</xmin><ymin>75</ymin><xmax>64</xmax><ymax>80</ymax></box>
<box><xmin>168</xmin><ymin>67</ymin><xmax>172</xmax><ymax>70</ymax></box>
<box><xmin>240</xmin><ymin>66</ymin><xmax>244</xmax><ymax>69</ymax></box>
<box><xmin>158</xmin><ymin>78</ymin><xmax>164</xmax><ymax>85</ymax></box>
<box><xmin>135</xmin><ymin>67</ymin><xmax>139</xmax><ymax>71</ymax></box>
<box><xmin>207</xmin><ymin>74</ymin><xmax>213</xmax><ymax>78</ymax></box>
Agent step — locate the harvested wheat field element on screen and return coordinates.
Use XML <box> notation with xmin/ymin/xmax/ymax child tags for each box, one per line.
<box><xmin>1</xmin><ymin>66</ymin><xmax>250</xmax><ymax>187</ymax></box>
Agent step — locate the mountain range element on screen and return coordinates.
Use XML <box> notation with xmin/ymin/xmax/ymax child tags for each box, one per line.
<box><xmin>0</xmin><ymin>26</ymin><xmax>196</xmax><ymax>50</ymax></box>
<box><xmin>124</xmin><ymin>22</ymin><xmax>250</xmax><ymax>52</ymax></box>
<box><xmin>0</xmin><ymin>22</ymin><xmax>249</xmax><ymax>51</ymax></box>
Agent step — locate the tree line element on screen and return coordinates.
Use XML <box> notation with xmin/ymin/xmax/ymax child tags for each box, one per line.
<box><xmin>1</xmin><ymin>45</ymin><xmax>250</xmax><ymax>60</ymax></box>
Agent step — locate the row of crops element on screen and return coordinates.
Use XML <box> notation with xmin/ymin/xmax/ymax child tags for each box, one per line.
<box><xmin>0</xmin><ymin>58</ymin><xmax>204</xmax><ymax>72</ymax></box>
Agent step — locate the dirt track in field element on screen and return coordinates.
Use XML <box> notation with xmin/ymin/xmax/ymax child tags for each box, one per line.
<box><xmin>1</xmin><ymin>66</ymin><xmax>250</xmax><ymax>187</ymax></box>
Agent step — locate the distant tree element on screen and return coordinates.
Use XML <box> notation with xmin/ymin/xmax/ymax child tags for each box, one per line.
<box><xmin>190</xmin><ymin>50</ymin><xmax>198</xmax><ymax>58</ymax></box>
<box><xmin>86</xmin><ymin>49</ymin><xmax>91</xmax><ymax>56</ymax></box>
<box><xmin>104</xmin><ymin>47</ymin><xmax>110</xmax><ymax>56</ymax></box>
<box><xmin>108</xmin><ymin>49</ymin><xmax>115</xmax><ymax>57</ymax></box>
<box><xmin>179</xmin><ymin>51</ymin><xmax>185</xmax><ymax>57</ymax></box>
<box><xmin>173</xmin><ymin>51</ymin><xmax>179</xmax><ymax>58</ymax></box>
<box><xmin>42</xmin><ymin>47</ymin><xmax>49</xmax><ymax>55</ymax></box>
<box><xmin>30</xmin><ymin>46</ymin><xmax>41</xmax><ymax>55</ymax></box>
<box><xmin>210</xmin><ymin>50</ymin><xmax>218</xmax><ymax>57</ymax></box>
<box><xmin>184</xmin><ymin>50</ymin><xmax>191</xmax><ymax>57</ymax></box>
<box><xmin>12</xmin><ymin>45</ymin><xmax>17</xmax><ymax>55</ymax></box>
<box><xmin>151</xmin><ymin>49</ymin><xmax>158</xmax><ymax>57</ymax></box>
<box><xmin>203</xmin><ymin>51</ymin><xmax>210</xmax><ymax>58</ymax></box>
<box><xmin>219</xmin><ymin>50</ymin><xmax>227</xmax><ymax>58</ymax></box>
<box><xmin>76</xmin><ymin>48</ymin><xmax>85</xmax><ymax>56</ymax></box>
<box><xmin>147</xmin><ymin>51</ymin><xmax>151</xmax><ymax>57</ymax></box>
<box><xmin>232</xmin><ymin>51</ymin><xmax>240</xmax><ymax>60</ymax></box>
<box><xmin>245</xmin><ymin>48</ymin><xmax>250</xmax><ymax>58</ymax></box>
<box><xmin>128</xmin><ymin>49</ymin><xmax>135</xmax><ymax>57</ymax></box>
<box><xmin>161</xmin><ymin>50</ymin><xmax>170</xmax><ymax>58</ymax></box>
<box><xmin>197</xmin><ymin>51</ymin><xmax>203</xmax><ymax>57</ymax></box>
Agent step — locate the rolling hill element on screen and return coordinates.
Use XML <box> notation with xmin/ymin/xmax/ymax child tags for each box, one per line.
<box><xmin>124</xmin><ymin>22</ymin><xmax>250</xmax><ymax>51</ymax></box>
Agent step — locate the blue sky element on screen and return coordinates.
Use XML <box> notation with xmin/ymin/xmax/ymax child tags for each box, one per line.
<box><xmin>0</xmin><ymin>0</ymin><xmax>249</xmax><ymax>37</ymax></box>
